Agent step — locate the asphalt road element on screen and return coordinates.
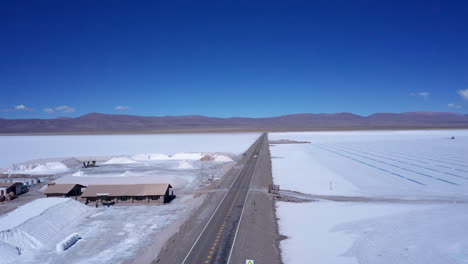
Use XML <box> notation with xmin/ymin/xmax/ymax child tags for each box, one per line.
<box><xmin>227</xmin><ymin>133</ymin><xmax>282</xmax><ymax>264</ymax></box>
<box><xmin>181</xmin><ymin>133</ymin><xmax>266</xmax><ymax>264</ymax></box>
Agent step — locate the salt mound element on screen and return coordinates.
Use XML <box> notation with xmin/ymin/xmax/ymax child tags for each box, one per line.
<box><xmin>132</xmin><ymin>153</ymin><xmax>203</xmax><ymax>161</ymax></box>
<box><xmin>132</xmin><ymin>153</ymin><xmax>171</xmax><ymax>161</ymax></box>
<box><xmin>12</xmin><ymin>162</ymin><xmax>69</xmax><ymax>175</ymax></box>
<box><xmin>214</xmin><ymin>155</ymin><xmax>233</xmax><ymax>162</ymax></box>
<box><xmin>177</xmin><ymin>161</ymin><xmax>194</xmax><ymax>169</ymax></box>
<box><xmin>0</xmin><ymin>198</ymin><xmax>90</xmax><ymax>251</ymax></box>
<box><xmin>61</xmin><ymin>158</ymin><xmax>82</xmax><ymax>168</ymax></box>
<box><xmin>0</xmin><ymin>198</ymin><xmax>68</xmax><ymax>231</ymax></box>
<box><xmin>171</xmin><ymin>153</ymin><xmax>204</xmax><ymax>160</ymax></box>
<box><xmin>201</xmin><ymin>155</ymin><xmax>215</xmax><ymax>161</ymax></box>
<box><xmin>131</xmin><ymin>154</ymin><xmax>152</xmax><ymax>161</ymax></box>
<box><xmin>149</xmin><ymin>154</ymin><xmax>171</xmax><ymax>160</ymax></box>
<box><xmin>120</xmin><ymin>171</ymin><xmax>137</xmax><ymax>177</ymax></box>
<box><xmin>72</xmin><ymin>170</ymin><xmax>85</xmax><ymax>176</ymax></box>
<box><xmin>103</xmin><ymin>157</ymin><xmax>137</xmax><ymax>164</ymax></box>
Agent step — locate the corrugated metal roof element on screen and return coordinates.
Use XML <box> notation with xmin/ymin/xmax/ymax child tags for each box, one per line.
<box><xmin>43</xmin><ymin>184</ymin><xmax>85</xmax><ymax>194</ymax></box>
<box><xmin>81</xmin><ymin>184</ymin><xmax>172</xmax><ymax>198</ymax></box>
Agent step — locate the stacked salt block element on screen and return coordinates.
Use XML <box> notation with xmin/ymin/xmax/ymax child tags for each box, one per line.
<box><xmin>56</xmin><ymin>233</ymin><xmax>81</xmax><ymax>252</ymax></box>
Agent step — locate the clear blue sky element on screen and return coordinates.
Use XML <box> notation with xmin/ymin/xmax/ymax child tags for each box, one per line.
<box><xmin>1</xmin><ymin>0</ymin><xmax>467</xmax><ymax>118</ymax></box>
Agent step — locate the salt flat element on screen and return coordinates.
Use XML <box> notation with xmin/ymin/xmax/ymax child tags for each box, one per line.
<box><xmin>270</xmin><ymin>130</ymin><xmax>468</xmax><ymax>264</ymax></box>
<box><xmin>277</xmin><ymin>201</ymin><xmax>468</xmax><ymax>264</ymax></box>
<box><xmin>0</xmin><ymin>198</ymin><xmax>188</xmax><ymax>264</ymax></box>
<box><xmin>0</xmin><ymin>133</ymin><xmax>259</xmax><ymax>263</ymax></box>
<box><xmin>55</xmin><ymin>157</ymin><xmax>232</xmax><ymax>190</ymax></box>
<box><xmin>0</xmin><ymin>133</ymin><xmax>259</xmax><ymax>170</ymax></box>
<box><xmin>271</xmin><ymin>130</ymin><xmax>468</xmax><ymax>198</ymax></box>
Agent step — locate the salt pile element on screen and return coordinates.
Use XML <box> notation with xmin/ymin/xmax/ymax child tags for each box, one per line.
<box><xmin>120</xmin><ymin>171</ymin><xmax>138</xmax><ymax>176</ymax></box>
<box><xmin>0</xmin><ymin>198</ymin><xmax>90</xmax><ymax>251</ymax></box>
<box><xmin>170</xmin><ymin>153</ymin><xmax>204</xmax><ymax>160</ymax></box>
<box><xmin>72</xmin><ymin>170</ymin><xmax>85</xmax><ymax>176</ymax></box>
<box><xmin>103</xmin><ymin>157</ymin><xmax>137</xmax><ymax>164</ymax></box>
<box><xmin>214</xmin><ymin>155</ymin><xmax>233</xmax><ymax>162</ymax></box>
<box><xmin>132</xmin><ymin>153</ymin><xmax>171</xmax><ymax>161</ymax></box>
<box><xmin>177</xmin><ymin>161</ymin><xmax>194</xmax><ymax>169</ymax></box>
<box><xmin>11</xmin><ymin>162</ymin><xmax>69</xmax><ymax>174</ymax></box>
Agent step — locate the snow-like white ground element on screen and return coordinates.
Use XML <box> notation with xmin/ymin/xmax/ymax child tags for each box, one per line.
<box><xmin>0</xmin><ymin>133</ymin><xmax>259</xmax><ymax>263</ymax></box>
<box><xmin>271</xmin><ymin>130</ymin><xmax>468</xmax><ymax>264</ymax></box>
<box><xmin>1</xmin><ymin>133</ymin><xmax>256</xmax><ymax>190</ymax></box>
<box><xmin>0</xmin><ymin>197</ymin><xmax>188</xmax><ymax>264</ymax></box>
<box><xmin>36</xmin><ymin>202</ymin><xmax>186</xmax><ymax>264</ymax></box>
<box><xmin>0</xmin><ymin>198</ymin><xmax>75</xmax><ymax>232</ymax></box>
<box><xmin>0</xmin><ymin>198</ymin><xmax>92</xmax><ymax>263</ymax></box>
<box><xmin>271</xmin><ymin>130</ymin><xmax>468</xmax><ymax>198</ymax></box>
<box><xmin>55</xmin><ymin>156</ymin><xmax>233</xmax><ymax>190</ymax></box>
<box><xmin>277</xmin><ymin>201</ymin><xmax>468</xmax><ymax>264</ymax></box>
<box><xmin>10</xmin><ymin>162</ymin><xmax>70</xmax><ymax>175</ymax></box>
<box><xmin>0</xmin><ymin>133</ymin><xmax>259</xmax><ymax>170</ymax></box>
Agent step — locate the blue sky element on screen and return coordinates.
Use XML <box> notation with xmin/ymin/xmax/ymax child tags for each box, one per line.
<box><xmin>1</xmin><ymin>0</ymin><xmax>467</xmax><ymax>118</ymax></box>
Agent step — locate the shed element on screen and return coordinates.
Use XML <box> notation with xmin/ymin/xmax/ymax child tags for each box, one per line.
<box><xmin>44</xmin><ymin>183</ymin><xmax>86</xmax><ymax>197</ymax></box>
<box><xmin>0</xmin><ymin>182</ymin><xmax>23</xmax><ymax>196</ymax></box>
<box><xmin>81</xmin><ymin>184</ymin><xmax>175</xmax><ymax>204</ymax></box>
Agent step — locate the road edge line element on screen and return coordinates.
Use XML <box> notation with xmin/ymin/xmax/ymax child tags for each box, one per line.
<box><xmin>181</xmin><ymin>135</ymin><xmax>263</xmax><ymax>264</ymax></box>
<box><xmin>227</xmin><ymin>134</ymin><xmax>265</xmax><ymax>264</ymax></box>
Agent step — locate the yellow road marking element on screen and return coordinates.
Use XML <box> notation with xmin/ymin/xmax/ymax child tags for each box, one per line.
<box><xmin>202</xmin><ymin>151</ymin><xmax>257</xmax><ymax>263</ymax></box>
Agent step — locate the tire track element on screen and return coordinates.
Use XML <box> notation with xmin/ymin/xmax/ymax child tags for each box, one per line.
<box><xmin>317</xmin><ymin>144</ymin><xmax>458</xmax><ymax>186</ymax></box>
<box><xmin>354</xmin><ymin>144</ymin><xmax>468</xmax><ymax>169</ymax></box>
<box><xmin>329</xmin><ymin>144</ymin><xmax>468</xmax><ymax>181</ymax></box>
<box><xmin>346</xmin><ymin>144</ymin><xmax>430</xmax><ymax>164</ymax></box>
<box><xmin>311</xmin><ymin>144</ymin><xmax>424</xmax><ymax>185</ymax></box>
<box><xmin>435</xmin><ymin>164</ymin><xmax>468</xmax><ymax>174</ymax></box>
<box><xmin>366</xmin><ymin>144</ymin><xmax>466</xmax><ymax>163</ymax></box>
<box><xmin>357</xmin><ymin>144</ymin><xmax>468</xmax><ymax>173</ymax></box>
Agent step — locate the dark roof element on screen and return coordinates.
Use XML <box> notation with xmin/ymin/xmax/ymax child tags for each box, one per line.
<box><xmin>0</xmin><ymin>182</ymin><xmax>21</xmax><ymax>188</ymax></box>
<box><xmin>81</xmin><ymin>184</ymin><xmax>172</xmax><ymax>198</ymax></box>
<box><xmin>44</xmin><ymin>184</ymin><xmax>85</xmax><ymax>194</ymax></box>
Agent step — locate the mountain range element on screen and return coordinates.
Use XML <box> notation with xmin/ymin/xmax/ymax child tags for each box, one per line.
<box><xmin>1</xmin><ymin>112</ymin><xmax>467</xmax><ymax>134</ymax></box>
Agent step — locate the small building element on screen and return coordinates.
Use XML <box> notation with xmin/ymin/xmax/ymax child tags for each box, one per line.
<box><xmin>44</xmin><ymin>183</ymin><xmax>86</xmax><ymax>197</ymax></box>
<box><xmin>0</xmin><ymin>182</ymin><xmax>24</xmax><ymax>196</ymax></box>
<box><xmin>81</xmin><ymin>184</ymin><xmax>175</xmax><ymax>205</ymax></box>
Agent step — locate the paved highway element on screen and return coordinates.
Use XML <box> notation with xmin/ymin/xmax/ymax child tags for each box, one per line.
<box><xmin>181</xmin><ymin>133</ymin><xmax>266</xmax><ymax>264</ymax></box>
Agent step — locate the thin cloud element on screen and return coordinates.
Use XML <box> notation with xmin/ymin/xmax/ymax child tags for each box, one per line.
<box><xmin>448</xmin><ymin>103</ymin><xmax>462</xmax><ymax>109</ymax></box>
<box><xmin>410</xmin><ymin>92</ymin><xmax>430</xmax><ymax>99</ymax></box>
<box><xmin>458</xmin><ymin>89</ymin><xmax>468</xmax><ymax>100</ymax></box>
<box><xmin>115</xmin><ymin>106</ymin><xmax>130</xmax><ymax>110</ymax></box>
<box><xmin>15</xmin><ymin>104</ymin><xmax>33</xmax><ymax>111</ymax></box>
<box><xmin>55</xmin><ymin>105</ymin><xmax>76</xmax><ymax>113</ymax></box>
<box><xmin>43</xmin><ymin>108</ymin><xmax>55</xmax><ymax>113</ymax></box>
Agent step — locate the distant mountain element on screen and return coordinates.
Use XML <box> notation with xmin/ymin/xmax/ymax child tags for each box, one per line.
<box><xmin>1</xmin><ymin>111</ymin><xmax>467</xmax><ymax>134</ymax></box>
